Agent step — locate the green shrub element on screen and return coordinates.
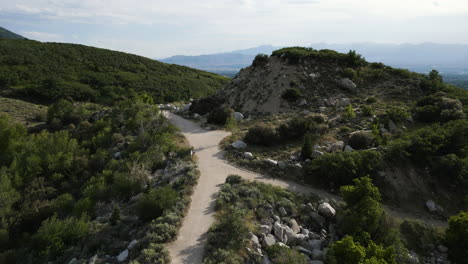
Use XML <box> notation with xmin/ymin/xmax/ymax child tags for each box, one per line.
<box><xmin>190</xmin><ymin>96</ymin><xmax>224</xmax><ymax>115</ymax></box>
<box><xmin>252</xmin><ymin>54</ymin><xmax>269</xmax><ymax>67</ymax></box>
<box><xmin>306</xmin><ymin>151</ymin><xmax>381</xmax><ymax>187</ymax></box>
<box><xmin>301</xmin><ymin>133</ymin><xmax>318</xmax><ymax>160</ymax></box>
<box><xmin>244</xmin><ymin>124</ymin><xmax>279</xmax><ymax>146</ymax></box>
<box><xmin>266</xmin><ymin>244</ymin><xmax>308</xmax><ymax>264</ymax></box>
<box><xmin>281</xmin><ymin>88</ymin><xmax>302</xmax><ymax>102</ymax></box>
<box><xmin>343</xmin><ymin>68</ymin><xmax>358</xmax><ymax>80</ymax></box>
<box><xmin>400</xmin><ymin>220</ymin><xmax>441</xmax><ymax>255</ymax></box>
<box><xmin>385</xmin><ymin>107</ymin><xmax>409</xmax><ymax>123</ymax></box>
<box><xmin>138</xmin><ymin>243</ymin><xmax>171</xmax><ymax>264</ymax></box>
<box><xmin>347</xmin><ymin>50</ymin><xmax>367</xmax><ymax>68</ymax></box>
<box><xmin>207</xmin><ymin>107</ymin><xmax>234</xmax><ymax>125</ymax></box>
<box><xmin>348</xmin><ymin>131</ymin><xmax>376</xmax><ymax>150</ymax></box>
<box><xmin>109</xmin><ymin>205</ymin><xmax>121</xmax><ymax>225</ymax></box>
<box><xmin>344</xmin><ymin>105</ymin><xmax>356</xmax><ymax>119</ymax></box>
<box><xmin>137</xmin><ymin>187</ymin><xmax>178</xmax><ymax>222</ymax></box>
<box><xmin>33</xmin><ymin>215</ymin><xmax>89</xmax><ymax>258</ymax></box>
<box><xmin>328</xmin><ymin>236</ymin><xmax>396</xmax><ymax>264</ymax></box>
<box><xmin>445</xmin><ymin>211</ymin><xmax>468</xmax><ymax>263</ymax></box>
<box><xmin>361</xmin><ymin>105</ymin><xmax>374</xmax><ymax>116</ymax></box>
<box><xmin>366</xmin><ymin>97</ymin><xmax>378</xmax><ymax>104</ymax></box>
<box><xmin>226</xmin><ymin>175</ymin><xmax>242</xmax><ymax>185</ymax></box>
<box><xmin>278</xmin><ymin>116</ymin><xmax>317</xmax><ymax>141</ymax></box>
<box><xmin>147</xmin><ymin>223</ymin><xmax>178</xmax><ymax>243</ymax></box>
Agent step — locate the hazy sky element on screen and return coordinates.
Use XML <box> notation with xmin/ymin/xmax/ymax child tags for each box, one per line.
<box><xmin>1</xmin><ymin>0</ymin><xmax>468</xmax><ymax>58</ymax></box>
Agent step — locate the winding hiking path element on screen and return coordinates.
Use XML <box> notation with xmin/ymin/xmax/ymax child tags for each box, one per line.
<box><xmin>164</xmin><ymin>112</ymin><xmax>447</xmax><ymax>264</ymax></box>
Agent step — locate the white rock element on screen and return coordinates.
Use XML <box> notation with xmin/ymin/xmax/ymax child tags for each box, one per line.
<box><xmin>265</xmin><ymin>158</ymin><xmax>278</xmax><ymax>166</ymax></box>
<box><xmin>263</xmin><ymin>255</ymin><xmax>272</xmax><ymax>264</ymax></box>
<box><xmin>318</xmin><ymin>202</ymin><xmax>336</xmax><ymax>218</ymax></box>
<box><xmin>327</xmin><ymin>141</ymin><xmax>344</xmax><ymax>153</ymax></box>
<box><xmin>251</xmin><ymin>233</ymin><xmax>260</xmax><ymax>247</ymax></box>
<box><xmin>259</xmin><ymin>225</ymin><xmax>271</xmax><ymax>235</ymax></box>
<box><xmin>301</xmin><ymin>228</ymin><xmax>310</xmax><ymax>236</ymax></box>
<box><xmin>304</xmin><ymin>239</ymin><xmax>322</xmax><ymax>251</ymax></box>
<box><xmin>297</xmin><ymin>246</ymin><xmax>313</xmax><ymax>256</ymax></box>
<box><xmin>298</xmin><ymin>99</ymin><xmax>307</xmax><ymax>106</ymax></box>
<box><xmin>117</xmin><ymin>249</ymin><xmax>129</xmax><ymax>262</ymax></box>
<box><xmin>234</xmin><ymin>112</ymin><xmax>244</xmax><ymax>121</ymax></box>
<box><xmin>127</xmin><ymin>239</ymin><xmax>138</xmax><ymax>249</ymax></box>
<box><xmin>426</xmin><ymin>200</ymin><xmax>438</xmax><ymax>213</ymax></box>
<box><xmin>232</xmin><ymin>140</ymin><xmax>247</xmax><ymax>149</ymax></box>
<box><xmin>344</xmin><ymin>145</ymin><xmax>354</xmax><ymax>152</ymax></box>
<box><xmin>279</xmin><ymin>207</ymin><xmax>287</xmax><ymax>216</ymax></box>
<box><xmin>274</xmin><ymin>222</ymin><xmax>284</xmax><ymax>240</ymax></box>
<box><xmin>193</xmin><ymin>113</ymin><xmax>202</xmax><ymax>119</ymax></box>
<box><xmin>114</xmin><ymin>152</ymin><xmax>122</xmax><ymax>159</ymax></box>
<box><xmin>340</xmin><ymin>78</ymin><xmax>357</xmax><ymax>92</ymax></box>
<box><xmin>244</xmin><ymin>152</ymin><xmax>254</xmax><ymax>160</ymax></box>
<box><xmin>68</xmin><ymin>258</ymin><xmax>79</xmax><ymax>264</ymax></box>
<box><xmin>337</xmin><ymin>97</ymin><xmax>351</xmax><ymax>107</ymax></box>
<box><xmin>88</xmin><ymin>255</ymin><xmax>98</xmax><ymax>264</ymax></box>
<box><xmin>263</xmin><ymin>234</ymin><xmax>276</xmax><ymax>247</ymax></box>
<box><xmin>289</xmin><ymin>219</ymin><xmax>301</xmax><ymax>234</ymax></box>
<box><xmin>294</xmin><ymin>163</ymin><xmax>303</xmax><ymax>169</ymax></box>
<box><xmin>312</xmin><ymin>150</ymin><xmax>324</xmax><ymax>157</ymax></box>
<box><xmin>437</xmin><ymin>245</ymin><xmax>448</xmax><ymax>253</ymax></box>
<box><xmin>284</xmin><ymin>226</ymin><xmax>297</xmax><ymax>243</ymax></box>
<box><xmin>319</xmin><ymin>106</ymin><xmax>327</xmax><ymax>113</ymax></box>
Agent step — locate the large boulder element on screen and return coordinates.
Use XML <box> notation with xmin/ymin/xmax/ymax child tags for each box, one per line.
<box><xmin>274</xmin><ymin>222</ymin><xmax>284</xmax><ymax>240</ymax></box>
<box><xmin>265</xmin><ymin>158</ymin><xmax>278</xmax><ymax>166</ymax></box>
<box><xmin>425</xmin><ymin>200</ymin><xmax>438</xmax><ymax>213</ymax></box>
<box><xmin>259</xmin><ymin>225</ymin><xmax>272</xmax><ymax>235</ymax></box>
<box><xmin>312</xmin><ymin>249</ymin><xmax>325</xmax><ymax>260</ymax></box>
<box><xmin>278</xmin><ymin>207</ymin><xmax>287</xmax><ymax>216</ymax></box>
<box><xmin>232</xmin><ymin>140</ymin><xmax>247</xmax><ymax>149</ymax></box>
<box><xmin>244</xmin><ymin>152</ymin><xmax>254</xmax><ymax>160</ymax></box>
<box><xmin>289</xmin><ymin>219</ymin><xmax>301</xmax><ymax>234</ymax></box>
<box><xmin>339</xmin><ymin>78</ymin><xmax>357</xmax><ymax>92</ymax></box>
<box><xmin>117</xmin><ymin>249</ymin><xmax>129</xmax><ymax>262</ymax></box>
<box><xmin>327</xmin><ymin>141</ymin><xmax>344</xmax><ymax>153</ymax></box>
<box><xmin>318</xmin><ymin>202</ymin><xmax>336</xmax><ymax>218</ymax></box>
<box><xmin>234</xmin><ymin>112</ymin><xmax>244</xmax><ymax>121</ymax></box>
<box><xmin>263</xmin><ymin>234</ymin><xmax>277</xmax><ymax>247</ymax></box>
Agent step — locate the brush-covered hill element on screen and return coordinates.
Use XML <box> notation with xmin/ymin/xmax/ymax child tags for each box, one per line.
<box><xmin>0</xmin><ymin>39</ymin><xmax>229</xmax><ymax>104</ymax></box>
<box><xmin>0</xmin><ymin>27</ymin><xmax>25</xmax><ymax>40</ymax></box>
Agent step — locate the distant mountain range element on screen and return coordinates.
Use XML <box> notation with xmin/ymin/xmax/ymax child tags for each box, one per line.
<box><xmin>160</xmin><ymin>43</ymin><xmax>468</xmax><ymax>78</ymax></box>
<box><xmin>0</xmin><ymin>26</ymin><xmax>26</xmax><ymax>40</ymax></box>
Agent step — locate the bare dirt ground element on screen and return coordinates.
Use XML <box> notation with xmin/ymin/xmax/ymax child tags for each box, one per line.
<box><xmin>164</xmin><ymin>112</ymin><xmax>447</xmax><ymax>264</ymax></box>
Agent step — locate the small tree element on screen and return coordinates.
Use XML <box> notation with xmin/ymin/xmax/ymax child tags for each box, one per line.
<box><xmin>301</xmin><ymin>134</ymin><xmax>315</xmax><ymax>160</ymax></box>
<box><xmin>253</xmin><ymin>54</ymin><xmax>269</xmax><ymax>67</ymax></box>
<box><xmin>445</xmin><ymin>211</ymin><xmax>468</xmax><ymax>263</ymax></box>
<box><xmin>109</xmin><ymin>205</ymin><xmax>121</xmax><ymax>225</ymax></box>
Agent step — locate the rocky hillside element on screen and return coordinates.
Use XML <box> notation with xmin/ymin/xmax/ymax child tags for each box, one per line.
<box><xmin>217</xmin><ymin>48</ymin><xmax>428</xmax><ymax>114</ymax></box>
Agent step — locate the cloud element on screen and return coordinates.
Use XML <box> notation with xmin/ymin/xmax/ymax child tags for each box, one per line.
<box><xmin>22</xmin><ymin>31</ymin><xmax>63</xmax><ymax>42</ymax></box>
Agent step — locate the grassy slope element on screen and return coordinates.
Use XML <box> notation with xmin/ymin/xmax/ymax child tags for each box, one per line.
<box><xmin>0</xmin><ymin>96</ymin><xmax>46</xmax><ymax>126</ymax></box>
<box><xmin>0</xmin><ymin>39</ymin><xmax>229</xmax><ymax>104</ymax></box>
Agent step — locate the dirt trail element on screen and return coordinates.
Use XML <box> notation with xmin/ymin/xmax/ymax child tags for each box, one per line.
<box><xmin>164</xmin><ymin>112</ymin><xmax>447</xmax><ymax>264</ymax></box>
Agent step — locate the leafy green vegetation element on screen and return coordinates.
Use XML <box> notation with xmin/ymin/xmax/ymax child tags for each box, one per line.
<box><xmin>445</xmin><ymin>211</ymin><xmax>468</xmax><ymax>263</ymax></box>
<box><xmin>271</xmin><ymin>47</ymin><xmax>367</xmax><ymax>67</ymax></box>
<box><xmin>0</xmin><ymin>96</ymin><xmax>198</xmax><ymax>263</ymax></box>
<box><xmin>0</xmin><ymin>39</ymin><xmax>229</xmax><ymax>104</ymax></box>
<box><xmin>0</xmin><ymin>27</ymin><xmax>25</xmax><ymax>40</ymax></box>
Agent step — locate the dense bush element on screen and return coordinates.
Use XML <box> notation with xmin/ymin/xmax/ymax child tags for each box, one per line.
<box><xmin>278</xmin><ymin>116</ymin><xmax>318</xmax><ymax>141</ymax></box>
<box><xmin>33</xmin><ymin>215</ymin><xmax>89</xmax><ymax>258</ymax></box>
<box><xmin>207</xmin><ymin>107</ymin><xmax>234</xmax><ymax>125</ymax></box>
<box><xmin>265</xmin><ymin>244</ymin><xmax>308</xmax><ymax>264</ymax></box>
<box><xmin>244</xmin><ymin>124</ymin><xmax>279</xmax><ymax>146</ymax></box>
<box><xmin>281</xmin><ymin>88</ymin><xmax>302</xmax><ymax>102</ymax></box>
<box><xmin>252</xmin><ymin>54</ymin><xmax>269</xmax><ymax>67</ymax></box>
<box><xmin>348</xmin><ymin>130</ymin><xmax>376</xmax><ymax>150</ymax></box>
<box><xmin>327</xmin><ymin>236</ymin><xmax>396</xmax><ymax>264</ymax></box>
<box><xmin>385</xmin><ymin>106</ymin><xmax>409</xmax><ymax>123</ymax></box>
<box><xmin>136</xmin><ymin>187</ymin><xmax>179</xmax><ymax>222</ymax></box>
<box><xmin>190</xmin><ymin>95</ymin><xmax>225</xmax><ymax>115</ymax></box>
<box><xmin>305</xmin><ymin>150</ymin><xmax>381</xmax><ymax>187</ymax></box>
<box><xmin>347</xmin><ymin>50</ymin><xmax>367</xmax><ymax>68</ymax></box>
<box><xmin>415</xmin><ymin>94</ymin><xmax>465</xmax><ymax>123</ymax></box>
<box><xmin>445</xmin><ymin>211</ymin><xmax>468</xmax><ymax>263</ymax></box>
<box><xmin>137</xmin><ymin>243</ymin><xmax>171</xmax><ymax>264</ymax></box>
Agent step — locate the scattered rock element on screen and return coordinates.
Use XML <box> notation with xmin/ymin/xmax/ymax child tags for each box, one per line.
<box><xmin>117</xmin><ymin>249</ymin><xmax>129</xmax><ymax>262</ymax></box>
<box><xmin>336</xmin><ymin>97</ymin><xmax>351</xmax><ymax>107</ymax></box>
<box><xmin>88</xmin><ymin>255</ymin><xmax>98</xmax><ymax>264</ymax></box>
<box><xmin>426</xmin><ymin>200</ymin><xmax>438</xmax><ymax>213</ymax></box>
<box><xmin>294</xmin><ymin>163</ymin><xmax>303</xmax><ymax>169</ymax></box>
<box><xmin>279</xmin><ymin>207</ymin><xmax>288</xmax><ymax>216</ymax></box>
<box><xmin>344</xmin><ymin>145</ymin><xmax>354</xmax><ymax>152</ymax></box>
<box><xmin>68</xmin><ymin>258</ymin><xmax>79</xmax><ymax>264</ymax></box>
<box><xmin>234</xmin><ymin>112</ymin><xmax>244</xmax><ymax>121</ymax></box>
<box><xmin>297</xmin><ymin>99</ymin><xmax>308</xmax><ymax>106</ymax></box>
<box><xmin>274</xmin><ymin>222</ymin><xmax>285</xmax><ymax>239</ymax></box>
<box><xmin>251</xmin><ymin>233</ymin><xmax>260</xmax><ymax>247</ymax></box>
<box><xmin>259</xmin><ymin>225</ymin><xmax>272</xmax><ymax>235</ymax></box>
<box><xmin>312</xmin><ymin>150</ymin><xmax>324</xmax><ymax>157</ymax></box>
<box><xmin>263</xmin><ymin>234</ymin><xmax>277</xmax><ymax>247</ymax></box>
<box><xmin>407</xmin><ymin>252</ymin><xmax>420</xmax><ymax>264</ymax></box>
<box><xmin>303</xmin><ymin>239</ymin><xmax>322</xmax><ymax>251</ymax></box>
<box><xmin>127</xmin><ymin>239</ymin><xmax>138</xmax><ymax>249</ymax></box>
<box><xmin>309</xmin><ymin>261</ymin><xmax>324</xmax><ymax>264</ymax></box>
<box><xmin>193</xmin><ymin>113</ymin><xmax>202</xmax><ymax>120</ymax></box>
<box><xmin>262</xmin><ymin>255</ymin><xmax>272</xmax><ymax>264</ymax></box>
<box><xmin>232</xmin><ymin>140</ymin><xmax>247</xmax><ymax>149</ymax></box>
<box><xmin>310</xmin><ymin>212</ymin><xmax>326</xmax><ymax>227</ymax></box>
<box><xmin>437</xmin><ymin>245</ymin><xmax>448</xmax><ymax>253</ymax></box>
<box><xmin>339</xmin><ymin>78</ymin><xmax>357</xmax><ymax>92</ymax></box>
<box><xmin>319</xmin><ymin>106</ymin><xmax>327</xmax><ymax>113</ymax></box>
<box><xmin>244</xmin><ymin>152</ymin><xmax>254</xmax><ymax>160</ymax></box>
<box><xmin>114</xmin><ymin>152</ymin><xmax>122</xmax><ymax>159</ymax></box>
<box><xmin>265</xmin><ymin>158</ymin><xmax>278</xmax><ymax>166</ymax></box>
<box><xmin>327</xmin><ymin>141</ymin><xmax>344</xmax><ymax>153</ymax></box>
<box><xmin>318</xmin><ymin>202</ymin><xmax>336</xmax><ymax>218</ymax></box>
<box><xmin>297</xmin><ymin>246</ymin><xmax>313</xmax><ymax>256</ymax></box>
<box><xmin>278</xmin><ymin>161</ymin><xmax>287</xmax><ymax>169</ymax></box>
<box><xmin>289</xmin><ymin>219</ymin><xmax>301</xmax><ymax>234</ymax></box>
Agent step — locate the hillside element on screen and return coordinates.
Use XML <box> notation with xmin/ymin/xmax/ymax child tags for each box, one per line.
<box><xmin>0</xmin><ymin>27</ymin><xmax>25</xmax><ymax>40</ymax></box>
<box><xmin>0</xmin><ymin>39</ymin><xmax>229</xmax><ymax>104</ymax></box>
